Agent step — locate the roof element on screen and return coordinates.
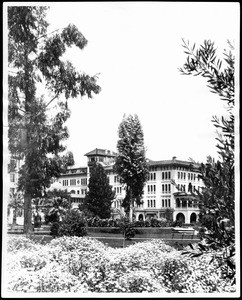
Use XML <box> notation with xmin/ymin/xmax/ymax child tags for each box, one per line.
<box><xmin>85</xmin><ymin>148</ymin><xmax>117</xmax><ymax>157</ymax></box>
<box><xmin>62</xmin><ymin>167</ymin><xmax>88</xmax><ymax>176</ymax></box>
<box><xmin>148</xmin><ymin>159</ymin><xmax>200</xmax><ymax>169</ymax></box>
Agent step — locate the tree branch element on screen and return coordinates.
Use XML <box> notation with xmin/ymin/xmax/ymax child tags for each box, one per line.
<box><xmin>45</xmin><ymin>93</ymin><xmax>60</xmax><ymax>108</ymax></box>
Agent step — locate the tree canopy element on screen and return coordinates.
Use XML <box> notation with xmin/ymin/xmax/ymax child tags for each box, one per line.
<box><xmin>114</xmin><ymin>114</ymin><xmax>149</xmax><ymax>218</ymax></box>
<box><xmin>8</xmin><ymin>6</ymin><xmax>101</xmax><ymax>233</ymax></box>
<box><xmin>82</xmin><ymin>163</ymin><xmax>115</xmax><ymax>219</ymax></box>
<box><xmin>179</xmin><ymin>39</ymin><xmax>235</xmax><ymax>282</ymax></box>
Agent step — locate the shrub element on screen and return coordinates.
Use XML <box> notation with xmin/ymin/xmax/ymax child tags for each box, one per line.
<box><xmin>50</xmin><ymin>209</ymin><xmax>87</xmax><ymax>237</ymax></box>
<box><xmin>7</xmin><ymin>236</ymin><xmax>39</xmax><ymax>253</ymax></box>
<box><xmin>119</xmin><ymin>217</ymin><xmax>135</xmax><ymax>240</ymax></box>
<box><xmin>6</xmin><ymin>236</ymin><xmax>236</xmax><ymax>293</ymax></box>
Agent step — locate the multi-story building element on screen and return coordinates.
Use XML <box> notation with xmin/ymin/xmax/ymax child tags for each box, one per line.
<box><xmin>7</xmin><ymin>148</ymin><xmax>204</xmax><ymax>224</ymax></box>
<box><xmin>56</xmin><ymin>149</ymin><xmax>204</xmax><ymax>224</ymax></box>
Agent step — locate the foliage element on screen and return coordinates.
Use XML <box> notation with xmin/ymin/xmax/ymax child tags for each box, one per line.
<box><xmin>81</xmin><ymin>163</ymin><xmax>115</xmax><ymax>219</ymax></box>
<box><xmin>8</xmin><ymin>6</ymin><xmax>101</xmax><ymax>233</ymax></box>
<box><xmin>6</xmin><ymin>236</ymin><xmax>236</xmax><ymax>293</ymax></box>
<box><xmin>44</xmin><ymin>189</ymin><xmax>71</xmax><ymax>223</ymax></box>
<box><xmin>50</xmin><ymin>209</ymin><xmax>87</xmax><ymax>237</ymax></box>
<box><xmin>118</xmin><ymin>217</ymin><xmax>136</xmax><ymax>242</ymax></box>
<box><xmin>84</xmin><ymin>217</ymin><xmax>171</xmax><ymax>228</ymax></box>
<box><xmin>179</xmin><ymin>40</ymin><xmax>235</xmax><ymax>282</ymax></box>
<box><xmin>8</xmin><ymin>191</ymin><xmax>24</xmax><ymax>224</ymax></box>
<box><xmin>114</xmin><ymin>114</ymin><xmax>149</xmax><ymax>217</ymax></box>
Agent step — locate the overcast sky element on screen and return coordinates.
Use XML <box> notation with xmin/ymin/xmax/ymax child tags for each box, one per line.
<box><xmin>10</xmin><ymin>2</ymin><xmax>240</xmax><ymax>167</ymax></box>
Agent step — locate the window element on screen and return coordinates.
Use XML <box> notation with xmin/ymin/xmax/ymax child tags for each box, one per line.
<box><xmin>162</xmin><ymin>184</ymin><xmax>164</xmax><ymax>193</ymax></box>
<box><xmin>162</xmin><ymin>172</ymin><xmax>164</xmax><ymax>180</ymax></box>
<box><xmin>178</xmin><ymin>172</ymin><xmax>180</xmax><ymax>179</ymax></box>
<box><xmin>149</xmin><ymin>172</ymin><xmax>156</xmax><ymax>181</ymax></box>
<box><xmin>168</xmin><ymin>184</ymin><xmax>171</xmax><ymax>193</ymax></box>
<box><xmin>184</xmin><ymin>173</ymin><xmax>186</xmax><ymax>180</ymax></box>
<box><xmin>181</xmin><ymin>172</ymin><xmax>183</xmax><ymax>180</ymax></box>
<box><xmin>70</xmin><ymin>179</ymin><xmax>76</xmax><ymax>185</ymax></box>
<box><xmin>81</xmin><ymin>178</ymin><xmax>87</xmax><ymax>185</ymax></box>
<box><xmin>191</xmin><ymin>173</ymin><xmax>193</xmax><ymax>180</ymax></box>
<box><xmin>148</xmin><ymin>185</ymin><xmax>156</xmax><ymax>194</ymax></box>
<box><xmin>10</xmin><ymin>173</ymin><xmax>15</xmax><ymax>182</ymax></box>
<box><xmin>188</xmin><ymin>173</ymin><xmax>190</xmax><ymax>180</ymax></box>
<box><xmin>114</xmin><ymin>176</ymin><xmax>120</xmax><ymax>183</ymax></box>
<box><xmin>165</xmin><ymin>172</ymin><xmax>168</xmax><ymax>180</ymax></box>
<box><xmin>147</xmin><ymin>200</ymin><xmax>150</xmax><ymax>207</ymax></box>
<box><xmin>162</xmin><ymin>199</ymin><xmax>164</xmax><ymax>207</ymax></box>
<box><xmin>63</xmin><ymin>179</ymin><xmax>68</xmax><ymax>186</ymax></box>
<box><xmin>165</xmin><ymin>199</ymin><xmax>168</xmax><ymax>207</ymax></box>
<box><xmin>168</xmin><ymin>199</ymin><xmax>171</xmax><ymax>207</ymax></box>
<box><xmin>168</xmin><ymin>171</ymin><xmax>171</xmax><ymax>179</ymax></box>
<box><xmin>77</xmin><ymin>190</ymin><xmax>80</xmax><ymax>194</ymax></box>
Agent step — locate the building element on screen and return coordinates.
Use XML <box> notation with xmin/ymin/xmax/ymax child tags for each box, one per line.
<box><xmin>56</xmin><ymin>149</ymin><xmax>204</xmax><ymax>224</ymax></box>
<box><xmin>7</xmin><ymin>148</ymin><xmax>204</xmax><ymax>224</ymax></box>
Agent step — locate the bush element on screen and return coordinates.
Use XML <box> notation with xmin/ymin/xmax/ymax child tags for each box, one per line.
<box><xmin>118</xmin><ymin>217</ymin><xmax>135</xmax><ymax>240</ymax></box>
<box><xmin>50</xmin><ymin>209</ymin><xmax>87</xmax><ymax>237</ymax></box>
<box><xmin>7</xmin><ymin>236</ymin><xmax>39</xmax><ymax>253</ymax></box>
<box><xmin>6</xmin><ymin>236</ymin><xmax>236</xmax><ymax>293</ymax></box>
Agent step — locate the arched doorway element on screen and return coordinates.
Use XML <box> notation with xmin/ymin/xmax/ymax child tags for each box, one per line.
<box><xmin>138</xmin><ymin>214</ymin><xmax>144</xmax><ymax>221</ymax></box>
<box><xmin>190</xmin><ymin>212</ymin><xmax>197</xmax><ymax>223</ymax></box>
<box><xmin>176</xmin><ymin>213</ymin><xmax>185</xmax><ymax>223</ymax></box>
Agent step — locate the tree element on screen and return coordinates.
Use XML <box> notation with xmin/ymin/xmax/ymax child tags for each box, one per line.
<box><xmin>114</xmin><ymin>114</ymin><xmax>149</xmax><ymax>220</ymax></box>
<box><xmin>7</xmin><ymin>6</ymin><xmax>101</xmax><ymax>234</ymax></box>
<box><xmin>179</xmin><ymin>40</ymin><xmax>235</xmax><ymax>282</ymax></box>
<box><xmin>45</xmin><ymin>188</ymin><xmax>71</xmax><ymax>223</ymax></box>
<box><xmin>82</xmin><ymin>163</ymin><xmax>115</xmax><ymax>219</ymax></box>
<box><xmin>8</xmin><ymin>191</ymin><xmax>24</xmax><ymax>225</ymax></box>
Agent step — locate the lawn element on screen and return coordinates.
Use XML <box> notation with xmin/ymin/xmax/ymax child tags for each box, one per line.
<box><xmin>4</xmin><ymin>235</ymin><xmax>236</xmax><ymax>294</ymax></box>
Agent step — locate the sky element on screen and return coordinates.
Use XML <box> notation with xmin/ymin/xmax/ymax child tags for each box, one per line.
<box><xmin>7</xmin><ymin>2</ymin><xmax>240</xmax><ymax>167</ymax></box>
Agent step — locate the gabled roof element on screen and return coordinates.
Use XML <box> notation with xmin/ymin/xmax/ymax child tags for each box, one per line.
<box><xmin>85</xmin><ymin>148</ymin><xmax>117</xmax><ymax>157</ymax></box>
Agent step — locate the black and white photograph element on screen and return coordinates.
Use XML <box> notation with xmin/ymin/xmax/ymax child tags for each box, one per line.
<box><xmin>2</xmin><ymin>1</ymin><xmax>240</xmax><ymax>297</ymax></box>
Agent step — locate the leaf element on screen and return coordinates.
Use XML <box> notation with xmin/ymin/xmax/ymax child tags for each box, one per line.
<box><xmin>188</xmin><ymin>243</ymin><xmax>194</xmax><ymax>250</ymax></box>
<box><xmin>191</xmin><ymin>253</ymin><xmax>203</xmax><ymax>258</ymax></box>
<box><xmin>198</xmin><ymin>243</ymin><xmax>207</xmax><ymax>251</ymax></box>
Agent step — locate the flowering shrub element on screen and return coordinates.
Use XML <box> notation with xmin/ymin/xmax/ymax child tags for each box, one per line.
<box><xmin>7</xmin><ymin>236</ymin><xmax>39</xmax><ymax>253</ymax></box>
<box><xmin>6</xmin><ymin>236</ymin><xmax>236</xmax><ymax>293</ymax></box>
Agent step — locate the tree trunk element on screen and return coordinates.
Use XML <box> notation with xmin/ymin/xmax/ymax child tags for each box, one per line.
<box><xmin>24</xmin><ymin>193</ymin><xmax>33</xmax><ymax>234</ymax></box>
<box><xmin>129</xmin><ymin>188</ymin><xmax>133</xmax><ymax>222</ymax></box>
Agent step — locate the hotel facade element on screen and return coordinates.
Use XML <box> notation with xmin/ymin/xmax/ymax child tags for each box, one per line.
<box><xmin>51</xmin><ymin>148</ymin><xmax>204</xmax><ymax>224</ymax></box>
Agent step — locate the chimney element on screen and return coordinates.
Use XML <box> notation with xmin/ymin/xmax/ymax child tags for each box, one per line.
<box><xmin>172</xmin><ymin>156</ymin><xmax>177</xmax><ymax>161</ymax></box>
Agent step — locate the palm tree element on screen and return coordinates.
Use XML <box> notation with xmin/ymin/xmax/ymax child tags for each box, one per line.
<box><xmin>8</xmin><ymin>191</ymin><xmax>24</xmax><ymax>225</ymax></box>
<box><xmin>45</xmin><ymin>189</ymin><xmax>71</xmax><ymax>224</ymax></box>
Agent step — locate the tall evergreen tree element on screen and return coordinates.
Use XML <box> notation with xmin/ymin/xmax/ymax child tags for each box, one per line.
<box><xmin>7</xmin><ymin>6</ymin><xmax>101</xmax><ymax>233</ymax></box>
<box><xmin>114</xmin><ymin>114</ymin><xmax>149</xmax><ymax>220</ymax></box>
<box><xmin>82</xmin><ymin>163</ymin><xmax>115</xmax><ymax>219</ymax></box>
